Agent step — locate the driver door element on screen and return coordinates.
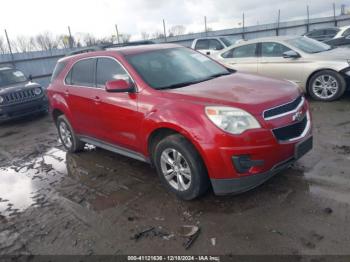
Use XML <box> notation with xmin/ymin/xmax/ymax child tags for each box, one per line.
<box><xmin>94</xmin><ymin>57</ymin><xmax>142</xmax><ymax>152</ymax></box>
<box><xmin>257</xmin><ymin>42</ymin><xmax>303</xmax><ymax>85</ymax></box>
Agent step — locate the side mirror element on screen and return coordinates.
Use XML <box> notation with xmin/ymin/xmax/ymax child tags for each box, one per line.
<box><xmin>283</xmin><ymin>50</ymin><xmax>300</xmax><ymax>59</ymax></box>
<box><xmin>28</xmin><ymin>74</ymin><xmax>33</xmax><ymax>81</ymax></box>
<box><xmin>105</xmin><ymin>79</ymin><xmax>134</xmax><ymax>93</ymax></box>
<box><xmin>206</xmin><ymin>51</ymin><xmax>211</xmax><ymax>55</ymax></box>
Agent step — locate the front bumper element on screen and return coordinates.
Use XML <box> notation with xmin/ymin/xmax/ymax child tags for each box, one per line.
<box><xmin>0</xmin><ymin>97</ymin><xmax>48</xmax><ymax>122</ymax></box>
<box><xmin>210</xmin><ymin>135</ymin><xmax>313</xmax><ymax>195</ymax></box>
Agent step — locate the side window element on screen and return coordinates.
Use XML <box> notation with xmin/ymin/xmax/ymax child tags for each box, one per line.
<box><xmin>342</xmin><ymin>28</ymin><xmax>350</xmax><ymax>37</ymax></box>
<box><xmin>231</xmin><ymin>44</ymin><xmax>257</xmax><ymax>58</ymax></box>
<box><xmin>221</xmin><ymin>48</ymin><xmax>234</xmax><ymax>58</ymax></box>
<box><xmin>96</xmin><ymin>58</ymin><xmax>129</xmax><ymax>88</ymax></box>
<box><xmin>195</xmin><ymin>40</ymin><xmax>209</xmax><ymax>50</ymax></box>
<box><xmin>209</xmin><ymin>39</ymin><xmax>224</xmax><ymax>50</ymax></box>
<box><xmin>70</xmin><ymin>59</ymin><xmax>95</xmax><ymax>87</ymax></box>
<box><xmin>51</xmin><ymin>61</ymin><xmax>66</xmax><ymax>82</ymax></box>
<box><xmin>325</xmin><ymin>29</ymin><xmax>338</xmax><ymax>38</ymax></box>
<box><xmin>65</xmin><ymin>70</ymin><xmax>72</xmax><ymax>85</ymax></box>
<box><xmin>261</xmin><ymin>42</ymin><xmax>291</xmax><ymax>57</ymax></box>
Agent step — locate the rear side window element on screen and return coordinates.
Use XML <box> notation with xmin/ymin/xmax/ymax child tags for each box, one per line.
<box><xmin>96</xmin><ymin>58</ymin><xmax>129</xmax><ymax>88</ymax></box>
<box><xmin>51</xmin><ymin>61</ymin><xmax>66</xmax><ymax>82</ymax></box>
<box><xmin>222</xmin><ymin>44</ymin><xmax>257</xmax><ymax>58</ymax></box>
<box><xmin>70</xmin><ymin>59</ymin><xmax>96</xmax><ymax>87</ymax></box>
<box><xmin>195</xmin><ymin>40</ymin><xmax>209</xmax><ymax>50</ymax></box>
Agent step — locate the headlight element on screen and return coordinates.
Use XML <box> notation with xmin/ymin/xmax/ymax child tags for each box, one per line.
<box><xmin>34</xmin><ymin>87</ymin><xmax>42</xmax><ymax>95</ymax></box>
<box><xmin>205</xmin><ymin>106</ymin><xmax>261</xmax><ymax>135</ymax></box>
<box><xmin>0</xmin><ymin>96</ymin><xmax>3</xmax><ymax>104</ymax></box>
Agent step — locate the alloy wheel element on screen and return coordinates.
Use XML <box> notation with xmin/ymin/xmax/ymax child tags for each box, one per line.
<box><xmin>312</xmin><ymin>74</ymin><xmax>339</xmax><ymax>99</ymax></box>
<box><xmin>160</xmin><ymin>148</ymin><xmax>192</xmax><ymax>191</ymax></box>
<box><xmin>59</xmin><ymin>121</ymin><xmax>73</xmax><ymax>149</ymax></box>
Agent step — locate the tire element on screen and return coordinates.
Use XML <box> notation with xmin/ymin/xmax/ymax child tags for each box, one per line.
<box><xmin>307</xmin><ymin>70</ymin><xmax>346</xmax><ymax>101</ymax></box>
<box><xmin>153</xmin><ymin>134</ymin><xmax>209</xmax><ymax>200</ymax></box>
<box><xmin>56</xmin><ymin>115</ymin><xmax>85</xmax><ymax>153</ymax></box>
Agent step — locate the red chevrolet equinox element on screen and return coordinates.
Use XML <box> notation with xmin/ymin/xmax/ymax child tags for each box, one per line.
<box><xmin>48</xmin><ymin>44</ymin><xmax>312</xmax><ymax>200</ymax></box>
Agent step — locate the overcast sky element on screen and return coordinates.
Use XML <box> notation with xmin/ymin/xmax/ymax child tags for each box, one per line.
<box><xmin>0</xmin><ymin>0</ymin><xmax>349</xmax><ymax>40</ymax></box>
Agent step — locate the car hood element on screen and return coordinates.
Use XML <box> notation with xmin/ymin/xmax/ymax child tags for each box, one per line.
<box><xmin>0</xmin><ymin>81</ymin><xmax>41</xmax><ymax>95</ymax></box>
<box><xmin>162</xmin><ymin>72</ymin><xmax>300</xmax><ymax>115</ymax></box>
<box><xmin>310</xmin><ymin>47</ymin><xmax>350</xmax><ymax>60</ymax></box>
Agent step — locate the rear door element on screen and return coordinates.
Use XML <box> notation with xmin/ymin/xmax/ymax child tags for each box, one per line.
<box><xmin>65</xmin><ymin>58</ymin><xmax>101</xmax><ymax>138</ymax></box>
<box><xmin>95</xmin><ymin>57</ymin><xmax>141</xmax><ymax>151</ymax></box>
<box><xmin>219</xmin><ymin>43</ymin><xmax>258</xmax><ymax>73</ymax></box>
<box><xmin>257</xmin><ymin>42</ymin><xmax>303</xmax><ymax>85</ymax></box>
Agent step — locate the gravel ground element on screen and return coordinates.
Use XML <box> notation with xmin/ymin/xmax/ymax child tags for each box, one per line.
<box><xmin>0</xmin><ymin>96</ymin><xmax>349</xmax><ymax>256</ymax></box>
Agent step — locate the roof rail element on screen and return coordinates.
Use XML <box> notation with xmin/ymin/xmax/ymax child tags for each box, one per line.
<box><xmin>65</xmin><ymin>40</ymin><xmax>156</xmax><ymax>56</ymax></box>
<box><xmin>66</xmin><ymin>46</ymin><xmax>104</xmax><ymax>56</ymax></box>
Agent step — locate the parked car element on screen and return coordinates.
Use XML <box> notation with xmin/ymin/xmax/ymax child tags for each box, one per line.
<box><xmin>48</xmin><ymin>44</ymin><xmax>312</xmax><ymax>200</ymax></box>
<box><xmin>213</xmin><ymin>36</ymin><xmax>350</xmax><ymax>101</ymax></box>
<box><xmin>0</xmin><ymin>67</ymin><xmax>48</xmax><ymax>123</ymax></box>
<box><xmin>304</xmin><ymin>25</ymin><xmax>350</xmax><ymax>46</ymax></box>
<box><xmin>191</xmin><ymin>37</ymin><xmax>232</xmax><ymax>55</ymax></box>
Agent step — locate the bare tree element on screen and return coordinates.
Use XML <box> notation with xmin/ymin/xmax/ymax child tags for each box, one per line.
<box><xmin>35</xmin><ymin>32</ymin><xmax>58</xmax><ymax>51</ymax></box>
<box><xmin>83</xmin><ymin>33</ymin><xmax>98</xmax><ymax>46</ymax></box>
<box><xmin>119</xmin><ymin>34</ymin><xmax>131</xmax><ymax>43</ymax></box>
<box><xmin>0</xmin><ymin>37</ymin><xmax>8</xmax><ymax>54</ymax></box>
<box><xmin>141</xmin><ymin>31</ymin><xmax>150</xmax><ymax>40</ymax></box>
<box><xmin>57</xmin><ymin>35</ymin><xmax>73</xmax><ymax>49</ymax></box>
<box><xmin>168</xmin><ymin>25</ymin><xmax>186</xmax><ymax>36</ymax></box>
<box><xmin>152</xmin><ymin>31</ymin><xmax>165</xmax><ymax>39</ymax></box>
<box><xmin>15</xmin><ymin>36</ymin><xmax>35</xmax><ymax>52</ymax></box>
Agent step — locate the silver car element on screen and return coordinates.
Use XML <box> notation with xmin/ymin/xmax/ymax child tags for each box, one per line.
<box><xmin>213</xmin><ymin>36</ymin><xmax>350</xmax><ymax>101</ymax></box>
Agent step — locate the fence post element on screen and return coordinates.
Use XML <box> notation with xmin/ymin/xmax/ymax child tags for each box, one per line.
<box><xmin>306</xmin><ymin>5</ymin><xmax>310</xmax><ymax>32</ymax></box>
<box><xmin>242</xmin><ymin>13</ymin><xmax>245</xmax><ymax>40</ymax></box>
<box><xmin>333</xmin><ymin>3</ymin><xmax>338</xmax><ymax>26</ymax></box>
<box><xmin>163</xmin><ymin>19</ymin><xmax>167</xmax><ymax>42</ymax></box>
<box><xmin>115</xmin><ymin>24</ymin><xmax>120</xmax><ymax>44</ymax></box>
<box><xmin>204</xmin><ymin>16</ymin><xmax>208</xmax><ymax>36</ymax></box>
<box><xmin>4</xmin><ymin>29</ymin><xmax>14</xmax><ymax>64</ymax></box>
<box><xmin>276</xmin><ymin>9</ymin><xmax>281</xmax><ymax>36</ymax></box>
<box><xmin>68</xmin><ymin>26</ymin><xmax>73</xmax><ymax>48</ymax></box>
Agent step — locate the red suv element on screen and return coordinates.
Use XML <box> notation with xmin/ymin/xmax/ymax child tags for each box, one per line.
<box><xmin>48</xmin><ymin>44</ymin><xmax>312</xmax><ymax>200</ymax></box>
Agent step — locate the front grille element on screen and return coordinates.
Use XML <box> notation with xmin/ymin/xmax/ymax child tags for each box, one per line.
<box><xmin>3</xmin><ymin>89</ymin><xmax>39</xmax><ymax>104</ymax></box>
<box><xmin>273</xmin><ymin>115</ymin><xmax>307</xmax><ymax>141</ymax></box>
<box><xmin>264</xmin><ymin>96</ymin><xmax>303</xmax><ymax>120</ymax></box>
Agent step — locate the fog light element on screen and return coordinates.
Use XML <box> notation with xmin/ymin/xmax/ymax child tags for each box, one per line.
<box><xmin>232</xmin><ymin>155</ymin><xmax>264</xmax><ymax>173</ymax></box>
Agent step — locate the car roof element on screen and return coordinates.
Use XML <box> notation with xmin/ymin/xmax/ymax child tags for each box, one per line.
<box><xmin>234</xmin><ymin>35</ymin><xmax>298</xmax><ymax>45</ymax></box>
<box><xmin>59</xmin><ymin>43</ymin><xmax>182</xmax><ymax>62</ymax></box>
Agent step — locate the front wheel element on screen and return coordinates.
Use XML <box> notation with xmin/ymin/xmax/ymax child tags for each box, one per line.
<box><xmin>56</xmin><ymin>115</ymin><xmax>85</xmax><ymax>153</ymax></box>
<box><xmin>308</xmin><ymin>70</ymin><xmax>346</xmax><ymax>101</ymax></box>
<box><xmin>153</xmin><ymin>134</ymin><xmax>209</xmax><ymax>200</ymax></box>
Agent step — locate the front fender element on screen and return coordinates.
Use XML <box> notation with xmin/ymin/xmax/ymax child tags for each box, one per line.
<box><xmin>139</xmin><ymin>103</ymin><xmax>215</xmax><ymax>159</ymax></box>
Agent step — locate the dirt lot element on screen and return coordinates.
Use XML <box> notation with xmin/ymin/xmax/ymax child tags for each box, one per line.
<box><xmin>0</xmin><ymin>96</ymin><xmax>350</xmax><ymax>256</ymax></box>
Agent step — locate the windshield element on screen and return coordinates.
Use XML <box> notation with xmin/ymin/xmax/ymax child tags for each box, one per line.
<box><xmin>0</xmin><ymin>69</ymin><xmax>27</xmax><ymax>87</ymax></box>
<box><xmin>125</xmin><ymin>47</ymin><xmax>231</xmax><ymax>90</ymax></box>
<box><xmin>286</xmin><ymin>37</ymin><xmax>332</xmax><ymax>53</ymax></box>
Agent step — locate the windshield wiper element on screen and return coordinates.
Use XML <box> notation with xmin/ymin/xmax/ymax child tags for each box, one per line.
<box><xmin>157</xmin><ymin>80</ymin><xmax>204</xmax><ymax>90</ymax></box>
<box><xmin>208</xmin><ymin>72</ymin><xmax>232</xmax><ymax>79</ymax></box>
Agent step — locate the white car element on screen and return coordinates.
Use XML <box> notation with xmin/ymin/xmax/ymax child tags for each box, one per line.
<box><xmin>191</xmin><ymin>37</ymin><xmax>232</xmax><ymax>56</ymax></box>
<box><xmin>213</xmin><ymin>36</ymin><xmax>350</xmax><ymax>101</ymax></box>
<box><xmin>304</xmin><ymin>25</ymin><xmax>350</xmax><ymax>46</ymax></box>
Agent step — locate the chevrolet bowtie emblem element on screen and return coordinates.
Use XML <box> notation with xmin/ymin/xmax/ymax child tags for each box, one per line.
<box><xmin>292</xmin><ymin>110</ymin><xmax>304</xmax><ymax>122</ymax></box>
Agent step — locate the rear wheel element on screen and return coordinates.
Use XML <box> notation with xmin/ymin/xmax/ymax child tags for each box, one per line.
<box><xmin>153</xmin><ymin>134</ymin><xmax>209</xmax><ymax>200</ymax></box>
<box><xmin>56</xmin><ymin>115</ymin><xmax>85</xmax><ymax>153</ymax></box>
<box><xmin>308</xmin><ymin>70</ymin><xmax>346</xmax><ymax>101</ymax></box>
